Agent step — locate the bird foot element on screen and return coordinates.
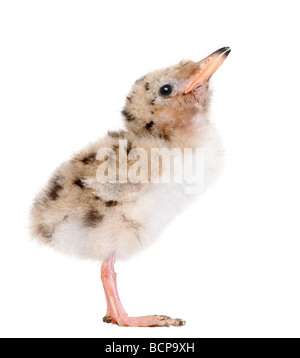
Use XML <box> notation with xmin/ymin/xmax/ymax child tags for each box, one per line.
<box><xmin>103</xmin><ymin>314</ymin><xmax>185</xmax><ymax>327</ymax></box>
<box><xmin>101</xmin><ymin>255</ymin><xmax>186</xmax><ymax>327</ymax></box>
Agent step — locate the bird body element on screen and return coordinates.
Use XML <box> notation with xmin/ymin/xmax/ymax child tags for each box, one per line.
<box><xmin>31</xmin><ymin>121</ymin><xmax>222</xmax><ymax>261</ymax></box>
<box><xmin>30</xmin><ymin>47</ymin><xmax>230</xmax><ymax>327</ymax></box>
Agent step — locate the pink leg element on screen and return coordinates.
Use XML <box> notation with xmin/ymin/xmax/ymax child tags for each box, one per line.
<box><xmin>101</xmin><ymin>253</ymin><xmax>185</xmax><ymax>327</ymax></box>
<box><xmin>102</xmin><ymin>289</ymin><xmax>117</xmax><ymax>324</ymax></box>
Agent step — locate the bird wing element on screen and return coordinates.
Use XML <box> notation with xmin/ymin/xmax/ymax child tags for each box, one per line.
<box><xmin>83</xmin><ymin>180</ymin><xmax>148</xmax><ymax>202</ymax></box>
<box><xmin>74</xmin><ymin>134</ymin><xmax>153</xmax><ymax>202</ymax></box>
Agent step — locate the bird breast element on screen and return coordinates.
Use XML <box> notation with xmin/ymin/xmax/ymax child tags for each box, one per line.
<box><xmin>135</xmin><ymin>120</ymin><xmax>223</xmax><ymax>248</ymax></box>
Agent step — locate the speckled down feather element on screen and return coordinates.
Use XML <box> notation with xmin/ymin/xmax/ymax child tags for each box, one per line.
<box><xmin>30</xmin><ymin>59</ymin><xmax>224</xmax><ymax>261</ymax></box>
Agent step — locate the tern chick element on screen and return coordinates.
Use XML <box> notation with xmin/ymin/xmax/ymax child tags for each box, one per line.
<box><xmin>31</xmin><ymin>47</ymin><xmax>230</xmax><ymax>327</ymax></box>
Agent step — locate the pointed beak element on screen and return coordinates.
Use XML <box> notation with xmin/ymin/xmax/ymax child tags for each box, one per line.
<box><xmin>184</xmin><ymin>47</ymin><xmax>231</xmax><ymax>94</ymax></box>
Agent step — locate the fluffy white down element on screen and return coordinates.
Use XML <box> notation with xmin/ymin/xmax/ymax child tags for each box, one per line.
<box><xmin>135</xmin><ymin>122</ymin><xmax>224</xmax><ymax>253</ymax></box>
<box><xmin>50</xmin><ymin>122</ymin><xmax>223</xmax><ymax>261</ymax></box>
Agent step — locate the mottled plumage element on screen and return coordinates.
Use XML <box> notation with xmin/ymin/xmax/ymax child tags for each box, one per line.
<box><xmin>30</xmin><ymin>47</ymin><xmax>230</xmax><ymax>327</ymax></box>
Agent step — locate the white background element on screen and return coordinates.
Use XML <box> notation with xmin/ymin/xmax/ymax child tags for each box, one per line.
<box><xmin>0</xmin><ymin>0</ymin><xmax>299</xmax><ymax>338</ymax></box>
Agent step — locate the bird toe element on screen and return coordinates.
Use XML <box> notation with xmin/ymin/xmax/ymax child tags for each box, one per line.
<box><xmin>174</xmin><ymin>318</ymin><xmax>186</xmax><ymax>326</ymax></box>
<box><xmin>103</xmin><ymin>315</ymin><xmax>112</xmax><ymax>323</ymax></box>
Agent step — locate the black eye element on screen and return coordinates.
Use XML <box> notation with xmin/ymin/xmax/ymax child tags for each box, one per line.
<box><xmin>159</xmin><ymin>84</ymin><xmax>173</xmax><ymax>97</ymax></box>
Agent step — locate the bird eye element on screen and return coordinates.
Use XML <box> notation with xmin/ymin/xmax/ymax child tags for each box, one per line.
<box><xmin>159</xmin><ymin>84</ymin><xmax>173</xmax><ymax>97</ymax></box>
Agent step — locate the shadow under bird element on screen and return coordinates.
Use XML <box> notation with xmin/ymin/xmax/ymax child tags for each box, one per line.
<box><xmin>31</xmin><ymin>47</ymin><xmax>231</xmax><ymax>327</ymax></box>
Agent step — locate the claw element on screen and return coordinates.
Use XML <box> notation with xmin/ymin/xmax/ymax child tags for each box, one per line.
<box><xmin>174</xmin><ymin>319</ymin><xmax>186</xmax><ymax>326</ymax></box>
<box><xmin>103</xmin><ymin>315</ymin><xmax>112</xmax><ymax>323</ymax></box>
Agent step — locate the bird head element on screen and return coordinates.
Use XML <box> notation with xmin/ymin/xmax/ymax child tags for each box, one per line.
<box><xmin>122</xmin><ymin>47</ymin><xmax>230</xmax><ymax>144</ymax></box>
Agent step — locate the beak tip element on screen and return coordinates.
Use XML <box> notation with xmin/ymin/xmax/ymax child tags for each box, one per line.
<box><xmin>184</xmin><ymin>47</ymin><xmax>231</xmax><ymax>93</ymax></box>
<box><xmin>218</xmin><ymin>46</ymin><xmax>231</xmax><ymax>56</ymax></box>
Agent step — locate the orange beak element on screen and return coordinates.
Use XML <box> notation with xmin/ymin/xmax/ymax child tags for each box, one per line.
<box><xmin>184</xmin><ymin>47</ymin><xmax>231</xmax><ymax>94</ymax></box>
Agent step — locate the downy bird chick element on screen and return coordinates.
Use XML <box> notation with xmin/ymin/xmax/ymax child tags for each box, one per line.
<box><xmin>30</xmin><ymin>47</ymin><xmax>231</xmax><ymax>327</ymax></box>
